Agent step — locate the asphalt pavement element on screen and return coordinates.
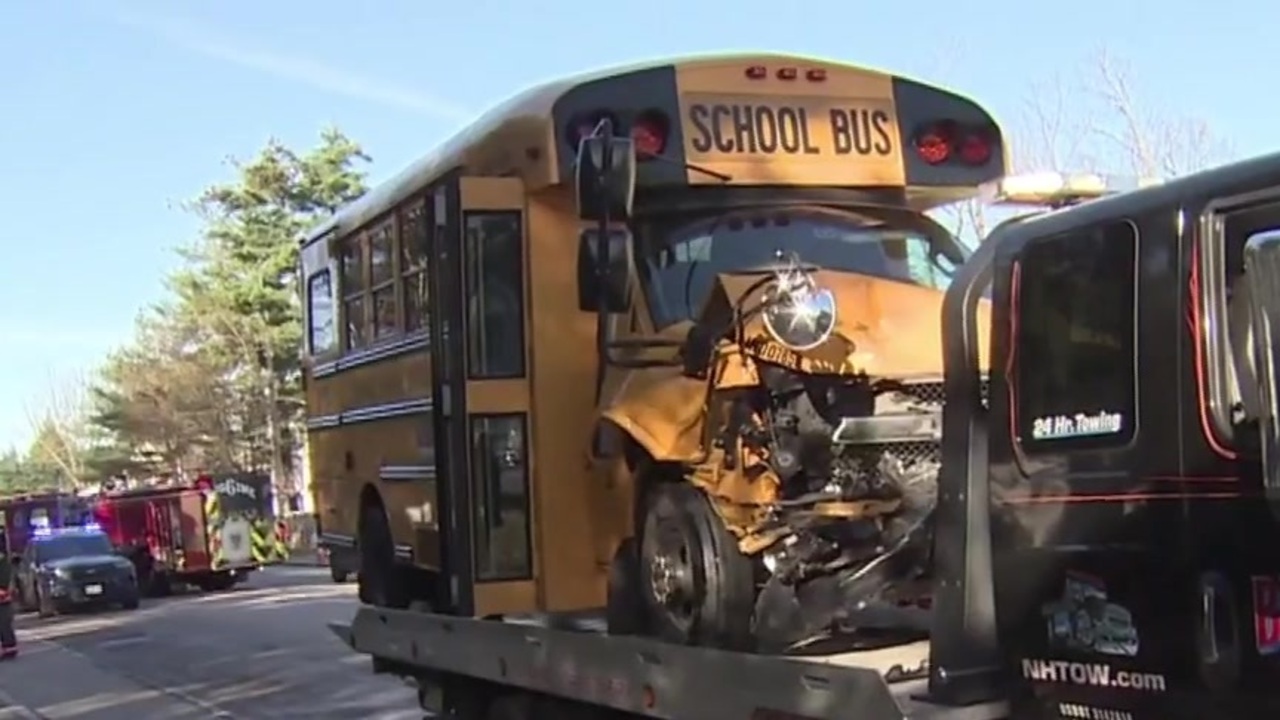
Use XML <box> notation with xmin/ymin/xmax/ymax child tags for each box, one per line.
<box><xmin>0</xmin><ymin>566</ymin><xmax>423</xmax><ymax>719</ymax></box>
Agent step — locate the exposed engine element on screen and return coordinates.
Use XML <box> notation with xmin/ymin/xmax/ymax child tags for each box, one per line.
<box><xmin>680</xmin><ymin>256</ymin><xmax>946</xmax><ymax>651</ymax></box>
<box><xmin>718</xmin><ymin>364</ymin><xmax>942</xmax><ymax>650</ymax></box>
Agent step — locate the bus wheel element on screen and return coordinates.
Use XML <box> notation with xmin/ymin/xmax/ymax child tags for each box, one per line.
<box><xmin>330</xmin><ymin>566</ymin><xmax>350</xmax><ymax>583</ymax></box>
<box><xmin>639</xmin><ymin>482</ymin><xmax>755</xmax><ymax>651</ymax></box>
<box><xmin>606</xmin><ymin>536</ymin><xmax>646</xmax><ymax>635</ymax></box>
<box><xmin>358</xmin><ymin>503</ymin><xmax>410</xmax><ymax>608</ymax></box>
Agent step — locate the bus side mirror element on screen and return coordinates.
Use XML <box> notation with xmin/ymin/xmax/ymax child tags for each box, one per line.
<box><xmin>574</xmin><ymin>132</ymin><xmax>636</xmax><ymax>222</ymax></box>
<box><xmin>577</xmin><ymin>230</ymin><xmax>629</xmax><ymax>313</ymax></box>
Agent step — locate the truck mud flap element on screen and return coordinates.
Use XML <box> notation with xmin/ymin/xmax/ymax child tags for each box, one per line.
<box><xmin>333</xmin><ymin>607</ymin><xmax>1008</xmax><ymax>720</ymax></box>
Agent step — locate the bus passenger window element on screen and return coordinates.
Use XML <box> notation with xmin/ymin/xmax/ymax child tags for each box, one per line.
<box><xmin>464</xmin><ymin>213</ymin><xmax>525</xmax><ymax>378</ymax></box>
<box><xmin>341</xmin><ymin>237</ymin><xmax>367</xmax><ymax>350</ymax></box>
<box><xmin>307</xmin><ymin>270</ymin><xmax>336</xmax><ymax>354</ymax></box>
<box><xmin>400</xmin><ymin>202</ymin><xmax>430</xmax><ymax>333</ymax></box>
<box><xmin>470</xmin><ymin>414</ymin><xmax>532</xmax><ymax>581</ymax></box>
<box><xmin>370</xmin><ymin>222</ymin><xmax>398</xmax><ymax>339</ymax></box>
<box><xmin>1014</xmin><ymin>220</ymin><xmax>1137</xmax><ymax>453</ymax></box>
<box><xmin>370</xmin><ymin>223</ymin><xmax>395</xmax><ymax>285</ymax></box>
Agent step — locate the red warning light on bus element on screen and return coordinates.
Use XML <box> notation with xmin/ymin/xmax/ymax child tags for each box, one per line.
<box><xmin>631</xmin><ymin>111</ymin><xmax>670</xmax><ymax>159</ymax></box>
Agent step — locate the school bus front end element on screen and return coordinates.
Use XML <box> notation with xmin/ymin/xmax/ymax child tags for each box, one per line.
<box><xmin>301</xmin><ymin>54</ymin><xmax>1006</xmax><ymax>649</ymax></box>
<box><xmin>558</xmin><ymin>55</ymin><xmax>1006</xmax><ymax>651</ymax></box>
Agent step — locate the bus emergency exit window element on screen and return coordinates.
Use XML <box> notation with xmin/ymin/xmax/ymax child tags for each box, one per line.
<box><xmin>1013</xmin><ymin>220</ymin><xmax>1138</xmax><ymax>453</ymax></box>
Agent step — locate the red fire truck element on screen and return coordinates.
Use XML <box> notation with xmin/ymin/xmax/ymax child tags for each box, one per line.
<box><xmin>0</xmin><ymin>490</ymin><xmax>91</xmax><ymax>558</ymax></box>
<box><xmin>88</xmin><ymin>473</ymin><xmax>290</xmax><ymax>595</ymax></box>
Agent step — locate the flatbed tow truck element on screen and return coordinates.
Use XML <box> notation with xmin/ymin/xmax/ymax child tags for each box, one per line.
<box><xmin>317</xmin><ymin>57</ymin><xmax>1280</xmax><ymax>720</ymax></box>
<box><xmin>324</xmin><ymin>180</ymin><xmax>1038</xmax><ymax>720</ymax></box>
<box><xmin>333</xmin><ymin>147</ymin><xmax>1280</xmax><ymax>718</ymax></box>
<box><xmin>326</xmin><ymin>136</ymin><xmax>1223</xmax><ymax>718</ymax></box>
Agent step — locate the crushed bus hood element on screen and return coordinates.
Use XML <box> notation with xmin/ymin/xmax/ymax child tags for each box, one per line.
<box><xmin>715</xmin><ymin>271</ymin><xmax>992</xmax><ymax>378</ymax></box>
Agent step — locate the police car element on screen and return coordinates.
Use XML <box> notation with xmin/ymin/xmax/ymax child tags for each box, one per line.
<box><xmin>15</xmin><ymin>522</ymin><xmax>140</xmax><ymax>617</ymax></box>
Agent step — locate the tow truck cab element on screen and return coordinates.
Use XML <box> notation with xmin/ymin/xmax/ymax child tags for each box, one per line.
<box><xmin>958</xmin><ymin>154</ymin><xmax>1280</xmax><ymax>719</ymax></box>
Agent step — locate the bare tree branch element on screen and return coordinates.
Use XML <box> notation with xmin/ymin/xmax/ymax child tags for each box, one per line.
<box><xmin>934</xmin><ymin>47</ymin><xmax>1233</xmax><ymax>245</ymax></box>
<box><xmin>22</xmin><ymin>371</ymin><xmax>92</xmax><ymax>486</ymax></box>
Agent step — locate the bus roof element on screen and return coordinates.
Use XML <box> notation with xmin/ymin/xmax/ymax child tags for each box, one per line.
<box><xmin>304</xmin><ymin>52</ymin><xmax>1006</xmax><ymax>247</ymax></box>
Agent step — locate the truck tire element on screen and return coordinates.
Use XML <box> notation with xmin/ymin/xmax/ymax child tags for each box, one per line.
<box><xmin>358</xmin><ymin>503</ymin><xmax>410</xmax><ymax>608</ymax></box>
<box><xmin>200</xmin><ymin>572</ymin><xmax>237</xmax><ymax>593</ymax></box>
<box><xmin>639</xmin><ymin>482</ymin><xmax>755</xmax><ymax>651</ymax></box>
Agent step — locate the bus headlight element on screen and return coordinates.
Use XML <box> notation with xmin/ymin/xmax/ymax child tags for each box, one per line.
<box><xmin>763</xmin><ymin>269</ymin><xmax>837</xmax><ymax>351</ymax></box>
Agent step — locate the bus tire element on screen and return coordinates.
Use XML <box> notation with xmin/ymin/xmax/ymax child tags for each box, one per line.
<box><xmin>606</xmin><ymin>536</ymin><xmax>646</xmax><ymax>636</ymax></box>
<box><xmin>638</xmin><ymin>481</ymin><xmax>755</xmax><ymax>651</ymax></box>
<box><xmin>358</xmin><ymin>502</ymin><xmax>410</xmax><ymax>608</ymax></box>
<box><xmin>331</xmin><ymin>566</ymin><xmax>350</xmax><ymax>583</ymax></box>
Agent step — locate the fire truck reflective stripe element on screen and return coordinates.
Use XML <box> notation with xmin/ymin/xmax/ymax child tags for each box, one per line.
<box><xmin>210</xmin><ymin>537</ymin><xmax>224</xmax><ymax>568</ymax></box>
<box><xmin>250</xmin><ymin>523</ymin><xmax>270</xmax><ymax>563</ymax></box>
<box><xmin>204</xmin><ymin>491</ymin><xmax>224</xmax><ymax>568</ymax></box>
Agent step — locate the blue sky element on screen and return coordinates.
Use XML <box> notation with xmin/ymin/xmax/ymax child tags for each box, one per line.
<box><xmin>0</xmin><ymin>0</ymin><xmax>1274</xmax><ymax>451</ymax></box>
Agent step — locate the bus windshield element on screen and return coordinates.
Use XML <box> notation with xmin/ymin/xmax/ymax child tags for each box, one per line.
<box><xmin>639</xmin><ymin>207</ymin><xmax>963</xmax><ymax>328</ymax></box>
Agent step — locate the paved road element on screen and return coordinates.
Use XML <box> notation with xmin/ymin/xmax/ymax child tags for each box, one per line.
<box><xmin>0</xmin><ymin>566</ymin><xmax>422</xmax><ymax>719</ymax></box>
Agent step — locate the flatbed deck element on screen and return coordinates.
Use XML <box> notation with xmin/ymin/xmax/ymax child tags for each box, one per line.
<box><xmin>332</xmin><ymin>605</ymin><xmax>1010</xmax><ymax>719</ymax></box>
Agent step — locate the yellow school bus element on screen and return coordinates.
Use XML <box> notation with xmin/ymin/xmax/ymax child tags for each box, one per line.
<box><xmin>300</xmin><ymin>53</ymin><xmax>1002</xmax><ymax>650</ymax></box>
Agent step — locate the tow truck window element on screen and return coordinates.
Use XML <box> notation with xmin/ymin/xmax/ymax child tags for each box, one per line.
<box><xmin>638</xmin><ymin>207</ymin><xmax>960</xmax><ymax>329</ymax></box>
<box><xmin>1014</xmin><ymin>220</ymin><xmax>1138</xmax><ymax>453</ymax></box>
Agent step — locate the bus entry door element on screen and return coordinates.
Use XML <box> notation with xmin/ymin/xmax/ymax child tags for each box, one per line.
<box><xmin>428</xmin><ymin>175</ymin><xmax>536</xmax><ymax>617</ymax></box>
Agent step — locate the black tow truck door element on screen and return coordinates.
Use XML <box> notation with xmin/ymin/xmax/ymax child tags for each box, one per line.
<box><xmin>987</xmin><ymin>210</ymin><xmax>1189</xmax><ymax>718</ymax></box>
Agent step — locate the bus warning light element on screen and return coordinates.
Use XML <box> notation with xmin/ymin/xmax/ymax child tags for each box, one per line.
<box><xmin>805</xmin><ymin>68</ymin><xmax>827</xmax><ymax>82</ymax></box>
<box><xmin>777</xmin><ymin>67</ymin><xmax>798</xmax><ymax>81</ymax></box>
<box><xmin>566</xmin><ymin>111</ymin><xmax>620</xmax><ymax>149</ymax></box>
<box><xmin>958</xmin><ymin>130</ymin><xmax>992</xmax><ymax>166</ymax></box>
<box><xmin>631</xmin><ymin>112</ymin><xmax>670</xmax><ymax>159</ymax></box>
<box><xmin>746</xmin><ymin>65</ymin><xmax>768</xmax><ymax>80</ymax></box>
<box><xmin>914</xmin><ymin>123</ymin><xmax>952</xmax><ymax>165</ymax></box>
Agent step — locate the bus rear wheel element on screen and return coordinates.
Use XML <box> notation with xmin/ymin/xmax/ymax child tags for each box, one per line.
<box><xmin>638</xmin><ymin>482</ymin><xmax>755</xmax><ymax>651</ymax></box>
<box><xmin>358</xmin><ymin>503</ymin><xmax>410</xmax><ymax>608</ymax></box>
